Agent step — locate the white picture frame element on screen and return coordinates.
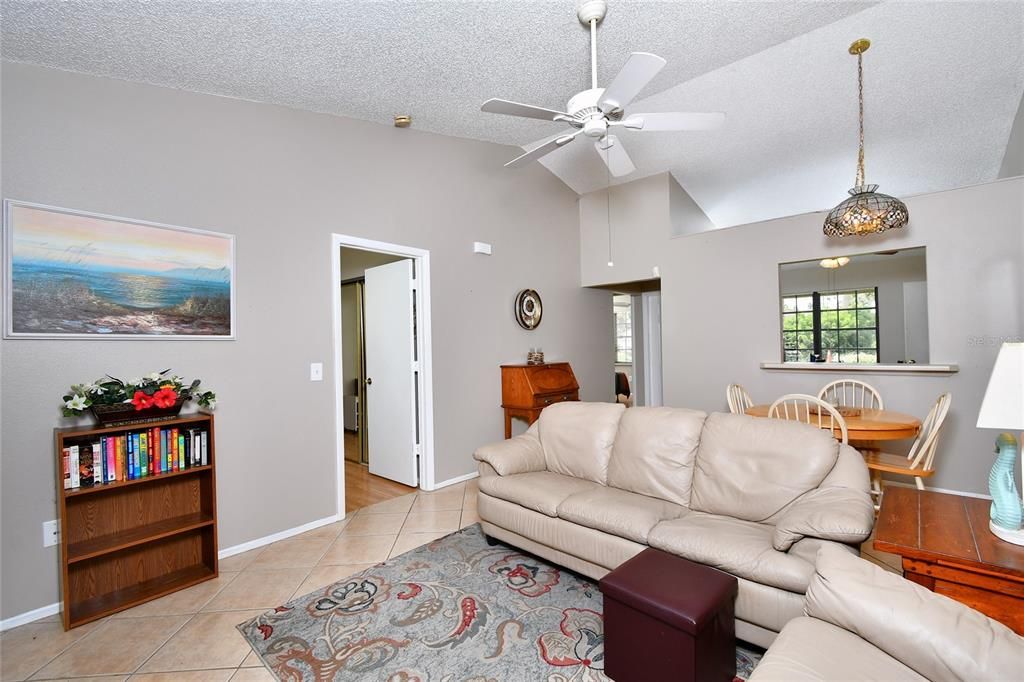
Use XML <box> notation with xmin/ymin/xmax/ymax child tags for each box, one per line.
<box><xmin>3</xmin><ymin>200</ymin><xmax>236</xmax><ymax>339</ymax></box>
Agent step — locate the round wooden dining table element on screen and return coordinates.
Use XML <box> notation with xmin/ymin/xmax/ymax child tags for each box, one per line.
<box><xmin>744</xmin><ymin>404</ymin><xmax>921</xmax><ymax>441</ymax></box>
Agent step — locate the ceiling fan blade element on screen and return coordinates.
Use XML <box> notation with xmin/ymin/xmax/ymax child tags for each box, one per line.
<box><xmin>595</xmin><ymin>134</ymin><xmax>636</xmax><ymax>177</ymax></box>
<box><xmin>505</xmin><ymin>131</ymin><xmax>581</xmax><ymax>168</ymax></box>
<box><xmin>482</xmin><ymin>98</ymin><xmax>571</xmax><ymax>122</ymax></box>
<box><xmin>599</xmin><ymin>52</ymin><xmax>667</xmax><ymax>113</ymax></box>
<box><xmin>623</xmin><ymin>112</ymin><xmax>726</xmax><ymax>131</ymax></box>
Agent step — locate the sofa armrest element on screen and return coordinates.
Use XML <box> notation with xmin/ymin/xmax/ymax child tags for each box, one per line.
<box><xmin>806</xmin><ymin>545</ymin><xmax>1024</xmax><ymax>682</ymax></box>
<box><xmin>473</xmin><ymin>426</ymin><xmax>545</xmax><ymax>476</ymax></box>
<box><xmin>772</xmin><ymin>486</ymin><xmax>874</xmax><ymax>551</ymax></box>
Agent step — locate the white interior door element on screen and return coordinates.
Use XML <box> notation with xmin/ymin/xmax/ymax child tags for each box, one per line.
<box><xmin>364</xmin><ymin>259</ymin><xmax>418</xmax><ymax>486</ymax></box>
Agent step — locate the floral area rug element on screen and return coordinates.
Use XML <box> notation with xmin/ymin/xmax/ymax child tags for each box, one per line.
<box><xmin>238</xmin><ymin>524</ymin><xmax>763</xmax><ymax>681</ymax></box>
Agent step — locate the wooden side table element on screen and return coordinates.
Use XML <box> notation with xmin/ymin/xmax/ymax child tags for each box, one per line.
<box><xmin>874</xmin><ymin>487</ymin><xmax>1024</xmax><ymax>634</ymax></box>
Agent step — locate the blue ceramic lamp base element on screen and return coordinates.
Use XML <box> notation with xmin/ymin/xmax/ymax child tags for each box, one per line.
<box><xmin>989</xmin><ymin>521</ymin><xmax>1024</xmax><ymax>546</ymax></box>
<box><xmin>988</xmin><ymin>432</ymin><xmax>1024</xmax><ymax>546</ymax></box>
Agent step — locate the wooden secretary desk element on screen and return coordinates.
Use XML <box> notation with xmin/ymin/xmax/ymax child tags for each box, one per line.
<box><xmin>500</xmin><ymin>363</ymin><xmax>579</xmax><ymax>438</ymax></box>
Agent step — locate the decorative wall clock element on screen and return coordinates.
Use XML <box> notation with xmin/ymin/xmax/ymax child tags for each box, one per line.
<box><xmin>514</xmin><ymin>289</ymin><xmax>543</xmax><ymax>330</ymax></box>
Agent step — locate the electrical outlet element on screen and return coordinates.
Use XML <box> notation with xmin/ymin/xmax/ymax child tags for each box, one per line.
<box><xmin>42</xmin><ymin>519</ymin><xmax>59</xmax><ymax>547</ymax></box>
<box><xmin>310</xmin><ymin>362</ymin><xmax>323</xmax><ymax>382</ymax></box>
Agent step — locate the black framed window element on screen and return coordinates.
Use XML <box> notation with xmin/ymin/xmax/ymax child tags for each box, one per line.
<box><xmin>782</xmin><ymin>288</ymin><xmax>879</xmax><ymax>363</ymax></box>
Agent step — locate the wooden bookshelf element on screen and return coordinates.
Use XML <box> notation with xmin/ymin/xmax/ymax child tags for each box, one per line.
<box><xmin>55</xmin><ymin>413</ymin><xmax>218</xmax><ymax>629</ymax></box>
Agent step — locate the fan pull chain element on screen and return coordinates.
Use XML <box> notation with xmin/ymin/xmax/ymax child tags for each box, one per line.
<box><xmin>606</xmin><ymin>143</ymin><xmax>613</xmax><ymax>267</ymax></box>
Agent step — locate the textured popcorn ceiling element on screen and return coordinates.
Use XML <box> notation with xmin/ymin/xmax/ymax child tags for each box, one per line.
<box><xmin>3</xmin><ymin>1</ymin><xmax>1022</xmax><ymax>227</ymax></box>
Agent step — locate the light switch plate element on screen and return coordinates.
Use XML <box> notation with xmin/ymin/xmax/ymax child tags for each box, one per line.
<box><xmin>473</xmin><ymin>241</ymin><xmax>492</xmax><ymax>255</ymax></box>
<box><xmin>43</xmin><ymin>519</ymin><xmax>59</xmax><ymax>547</ymax></box>
<box><xmin>310</xmin><ymin>362</ymin><xmax>323</xmax><ymax>382</ymax></box>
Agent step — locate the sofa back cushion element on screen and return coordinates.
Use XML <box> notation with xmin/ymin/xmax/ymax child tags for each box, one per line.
<box><xmin>691</xmin><ymin>412</ymin><xmax>838</xmax><ymax>522</ymax></box>
<box><xmin>538</xmin><ymin>402</ymin><xmax>625</xmax><ymax>484</ymax></box>
<box><xmin>606</xmin><ymin>407</ymin><xmax>707</xmax><ymax>507</ymax></box>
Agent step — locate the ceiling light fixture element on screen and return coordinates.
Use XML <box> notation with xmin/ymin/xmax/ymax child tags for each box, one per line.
<box><xmin>823</xmin><ymin>39</ymin><xmax>909</xmax><ymax>238</ymax></box>
<box><xmin>394</xmin><ymin>115</ymin><xmax>412</xmax><ymax>128</ymax></box>
<box><xmin>819</xmin><ymin>257</ymin><xmax>851</xmax><ymax>269</ymax></box>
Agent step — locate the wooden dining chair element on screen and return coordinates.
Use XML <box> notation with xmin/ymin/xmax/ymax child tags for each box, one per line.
<box><xmin>863</xmin><ymin>393</ymin><xmax>952</xmax><ymax>508</ymax></box>
<box><xmin>768</xmin><ymin>394</ymin><xmax>849</xmax><ymax>444</ymax></box>
<box><xmin>726</xmin><ymin>384</ymin><xmax>753</xmax><ymax>415</ymax></box>
<box><xmin>818</xmin><ymin>379</ymin><xmax>884</xmax><ymax>410</ymax></box>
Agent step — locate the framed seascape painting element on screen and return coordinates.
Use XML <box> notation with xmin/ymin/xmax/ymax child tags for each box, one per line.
<box><xmin>3</xmin><ymin>201</ymin><xmax>235</xmax><ymax>339</ymax></box>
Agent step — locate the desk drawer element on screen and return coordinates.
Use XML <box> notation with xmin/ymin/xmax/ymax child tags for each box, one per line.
<box><xmin>535</xmin><ymin>392</ymin><xmax>578</xmax><ymax>408</ymax></box>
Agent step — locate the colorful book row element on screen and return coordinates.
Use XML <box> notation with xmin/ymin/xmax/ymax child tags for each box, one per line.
<box><xmin>63</xmin><ymin>427</ymin><xmax>209</xmax><ymax>490</ymax></box>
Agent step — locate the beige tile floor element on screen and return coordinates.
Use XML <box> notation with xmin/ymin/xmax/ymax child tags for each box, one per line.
<box><xmin>2</xmin><ymin>477</ymin><xmax>895</xmax><ymax>682</ymax></box>
<box><xmin>1</xmin><ymin>480</ymin><xmax>480</xmax><ymax>682</ymax></box>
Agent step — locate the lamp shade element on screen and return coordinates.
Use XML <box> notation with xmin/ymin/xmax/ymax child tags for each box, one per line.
<box><xmin>977</xmin><ymin>342</ymin><xmax>1024</xmax><ymax>430</ymax></box>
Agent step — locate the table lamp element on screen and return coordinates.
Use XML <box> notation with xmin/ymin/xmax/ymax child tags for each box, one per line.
<box><xmin>977</xmin><ymin>342</ymin><xmax>1024</xmax><ymax>545</ymax></box>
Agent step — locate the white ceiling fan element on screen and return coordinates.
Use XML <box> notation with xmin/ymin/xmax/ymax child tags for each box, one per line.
<box><xmin>481</xmin><ymin>0</ymin><xmax>725</xmax><ymax>177</ymax></box>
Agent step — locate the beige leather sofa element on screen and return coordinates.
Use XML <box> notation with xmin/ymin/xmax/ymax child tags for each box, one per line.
<box><xmin>474</xmin><ymin>402</ymin><xmax>875</xmax><ymax>647</ymax></box>
<box><xmin>750</xmin><ymin>545</ymin><xmax>1024</xmax><ymax>681</ymax></box>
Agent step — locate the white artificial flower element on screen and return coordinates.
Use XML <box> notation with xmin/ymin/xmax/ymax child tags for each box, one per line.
<box><xmin>206</xmin><ymin>399</ymin><xmax>217</xmax><ymax>410</ymax></box>
<box><xmin>146</xmin><ymin>372</ymin><xmax>162</xmax><ymax>381</ymax></box>
<box><xmin>66</xmin><ymin>395</ymin><xmax>89</xmax><ymax>411</ymax></box>
<box><xmin>128</xmin><ymin>377</ymin><xmax>142</xmax><ymax>386</ymax></box>
<box><xmin>88</xmin><ymin>384</ymin><xmax>105</xmax><ymax>395</ymax></box>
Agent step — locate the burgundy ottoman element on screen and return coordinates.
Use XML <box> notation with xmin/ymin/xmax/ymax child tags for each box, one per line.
<box><xmin>599</xmin><ymin>548</ymin><xmax>738</xmax><ymax>682</ymax></box>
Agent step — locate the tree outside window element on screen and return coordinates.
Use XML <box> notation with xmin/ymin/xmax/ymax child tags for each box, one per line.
<box><xmin>782</xmin><ymin>288</ymin><xmax>878</xmax><ymax>363</ymax></box>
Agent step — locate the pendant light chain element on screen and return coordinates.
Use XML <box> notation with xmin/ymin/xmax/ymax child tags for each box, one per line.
<box><xmin>856</xmin><ymin>51</ymin><xmax>866</xmax><ymax>188</ymax></box>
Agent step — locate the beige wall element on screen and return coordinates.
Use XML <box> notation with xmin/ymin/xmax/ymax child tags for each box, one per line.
<box><xmin>0</xmin><ymin>63</ymin><xmax>613</xmax><ymax>620</ymax></box>
<box><xmin>582</xmin><ymin>175</ymin><xmax>1023</xmax><ymax>495</ymax></box>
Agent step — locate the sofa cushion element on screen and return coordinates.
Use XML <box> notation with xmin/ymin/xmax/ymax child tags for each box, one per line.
<box><xmin>648</xmin><ymin>511</ymin><xmax>814</xmax><ymax>593</ymax></box>
<box><xmin>606</xmin><ymin>407</ymin><xmax>707</xmax><ymax>507</ymax></box>
<box><xmin>806</xmin><ymin>545</ymin><xmax>1024</xmax><ymax>682</ymax></box>
<box><xmin>478</xmin><ymin>471</ymin><xmax>601</xmax><ymax>517</ymax></box>
<box><xmin>557</xmin><ymin>487</ymin><xmax>687</xmax><ymax>544</ymax></box>
<box><xmin>538</xmin><ymin>402</ymin><xmax>625</xmax><ymax>484</ymax></box>
<box><xmin>691</xmin><ymin>412</ymin><xmax>839</xmax><ymax>522</ymax></box>
<box><xmin>748</xmin><ymin>616</ymin><xmax>928</xmax><ymax>682</ymax></box>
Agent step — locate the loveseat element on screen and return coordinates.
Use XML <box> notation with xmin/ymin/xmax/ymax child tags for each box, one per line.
<box><xmin>750</xmin><ymin>544</ymin><xmax>1024</xmax><ymax>681</ymax></box>
<box><xmin>473</xmin><ymin>402</ymin><xmax>875</xmax><ymax>647</ymax></box>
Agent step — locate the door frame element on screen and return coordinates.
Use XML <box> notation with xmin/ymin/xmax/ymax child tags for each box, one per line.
<box><xmin>331</xmin><ymin>233</ymin><xmax>436</xmax><ymax>518</ymax></box>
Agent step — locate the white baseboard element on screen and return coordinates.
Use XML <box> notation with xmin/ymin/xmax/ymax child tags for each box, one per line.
<box><xmin>1</xmin><ymin>513</ymin><xmax>344</xmax><ymax>631</ymax></box>
<box><xmin>884</xmin><ymin>479</ymin><xmax>993</xmax><ymax>500</ymax></box>
<box><xmin>218</xmin><ymin>513</ymin><xmax>342</xmax><ymax>559</ymax></box>
<box><xmin>430</xmin><ymin>471</ymin><xmax>478</xmax><ymax>491</ymax></box>
<box><xmin>1</xmin><ymin>601</ymin><xmax>60</xmax><ymax>632</ymax></box>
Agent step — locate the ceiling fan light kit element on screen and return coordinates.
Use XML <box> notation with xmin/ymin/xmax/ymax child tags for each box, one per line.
<box><xmin>824</xmin><ymin>38</ymin><xmax>910</xmax><ymax>238</ymax></box>
<box><xmin>481</xmin><ymin>0</ymin><xmax>724</xmax><ymax>177</ymax></box>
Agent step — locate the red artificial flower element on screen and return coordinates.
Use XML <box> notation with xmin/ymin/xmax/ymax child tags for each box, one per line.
<box><xmin>152</xmin><ymin>387</ymin><xmax>178</xmax><ymax>409</ymax></box>
<box><xmin>131</xmin><ymin>390</ymin><xmax>153</xmax><ymax>411</ymax></box>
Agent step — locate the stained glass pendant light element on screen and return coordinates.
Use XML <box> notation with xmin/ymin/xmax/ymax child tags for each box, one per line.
<box><xmin>824</xmin><ymin>39</ymin><xmax>909</xmax><ymax>237</ymax></box>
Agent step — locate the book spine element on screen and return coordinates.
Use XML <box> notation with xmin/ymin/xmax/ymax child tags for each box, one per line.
<box><xmin>152</xmin><ymin>427</ymin><xmax>158</xmax><ymax>475</ymax></box>
<box><xmin>178</xmin><ymin>433</ymin><xmax>186</xmax><ymax>469</ymax></box>
<box><xmin>114</xmin><ymin>436</ymin><xmax>122</xmax><ymax>482</ymax></box>
<box><xmin>125</xmin><ymin>433</ymin><xmax>133</xmax><ymax>480</ymax></box>
<box><xmin>172</xmin><ymin>428</ymin><xmax>180</xmax><ymax>471</ymax></box>
<box><xmin>117</xmin><ymin>435</ymin><xmax>125</xmax><ymax>482</ymax></box>
<box><xmin>70</xmin><ymin>445</ymin><xmax>80</xmax><ymax>489</ymax></box>
<box><xmin>200</xmin><ymin>431</ymin><xmax>208</xmax><ymax>466</ymax></box>
<box><xmin>133</xmin><ymin>433</ymin><xmax>141</xmax><ymax>479</ymax></box>
<box><xmin>82</xmin><ymin>443</ymin><xmax>95</xmax><ymax>487</ymax></box>
<box><xmin>140</xmin><ymin>431</ymin><xmax>149</xmax><ymax>478</ymax></box>
<box><xmin>162</xmin><ymin>429</ymin><xmax>169</xmax><ymax>473</ymax></box>
<box><xmin>63</xmin><ymin>447</ymin><xmax>71</xmax><ymax>489</ymax></box>
<box><xmin>191</xmin><ymin>430</ymin><xmax>198</xmax><ymax>466</ymax></box>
